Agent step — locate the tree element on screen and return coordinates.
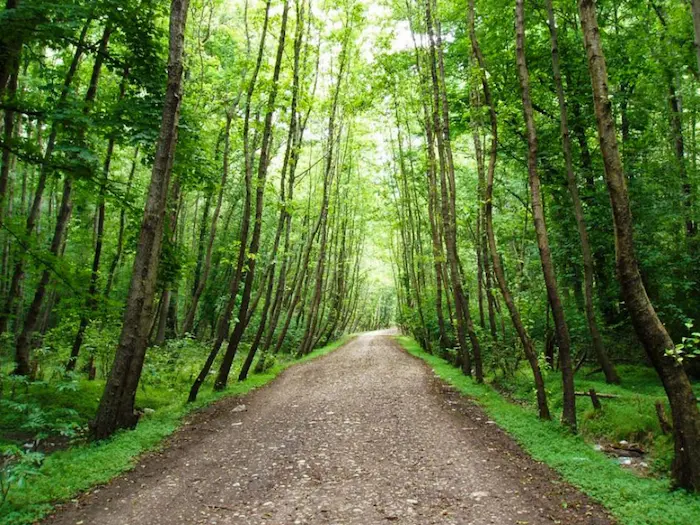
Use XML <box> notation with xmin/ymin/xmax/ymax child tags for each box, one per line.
<box><xmin>214</xmin><ymin>0</ymin><xmax>289</xmax><ymax>389</ymax></box>
<box><xmin>579</xmin><ymin>0</ymin><xmax>700</xmax><ymax>490</ymax></box>
<box><xmin>544</xmin><ymin>0</ymin><xmax>619</xmax><ymax>385</ymax></box>
<box><xmin>425</xmin><ymin>0</ymin><xmax>482</xmax><ymax>380</ymax></box>
<box><xmin>91</xmin><ymin>0</ymin><xmax>190</xmax><ymax>440</ymax></box>
<box><xmin>515</xmin><ymin>0</ymin><xmax>576</xmax><ymax>430</ymax></box>
<box><xmin>188</xmin><ymin>0</ymin><xmax>273</xmax><ymax>401</ymax></box>
<box><xmin>467</xmin><ymin>0</ymin><xmax>550</xmax><ymax>420</ymax></box>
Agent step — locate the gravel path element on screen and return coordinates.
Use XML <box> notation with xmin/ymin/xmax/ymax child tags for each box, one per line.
<box><xmin>45</xmin><ymin>330</ymin><xmax>614</xmax><ymax>524</ymax></box>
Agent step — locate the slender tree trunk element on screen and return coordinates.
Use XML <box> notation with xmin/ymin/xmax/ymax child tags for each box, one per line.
<box><xmin>213</xmin><ymin>0</ymin><xmax>288</xmax><ymax>390</ymax></box>
<box><xmin>190</xmin><ymin>193</ymin><xmax>211</xmax><ymax>302</ymax></box>
<box><xmin>473</xmin><ymin>108</ymin><xmax>497</xmax><ymax>340</ymax></box>
<box><xmin>68</xmin><ymin>67</ymin><xmax>127</xmax><ymax>370</ymax></box>
<box><xmin>188</xmin><ymin>0</ymin><xmax>272</xmax><ymax>402</ymax></box>
<box><xmin>0</xmin><ymin>64</ymin><xmax>18</xmax><ymax>217</ymax></box>
<box><xmin>67</xmin><ymin>134</ymin><xmax>115</xmax><ymax>370</ymax></box>
<box><xmin>270</xmin><ymin>190</ymin><xmax>320</xmax><ymax>354</ymax></box>
<box><xmin>104</xmin><ymin>146</ymin><xmax>139</xmax><ymax>299</ymax></box>
<box><xmin>258</xmin><ymin>32</ymin><xmax>319</xmax><ymax>361</ymax></box>
<box><xmin>476</xmin><ymin>208</ymin><xmax>485</xmax><ymax>329</ymax></box>
<box><xmin>692</xmin><ymin>0</ymin><xmax>700</xmax><ymax>76</ymax></box>
<box><xmin>14</xmin><ymin>177</ymin><xmax>73</xmax><ymax>374</ymax></box>
<box><xmin>182</xmin><ymin>115</ymin><xmax>231</xmax><ymax>333</ymax></box>
<box><xmin>426</xmin><ymin>0</ymin><xmax>482</xmax><ymax>379</ymax></box>
<box><xmin>0</xmin><ymin>0</ymin><xmax>23</xmax><ymax>98</ymax></box>
<box><xmin>545</xmin><ymin>0</ymin><xmax>619</xmax><ymax>384</ymax></box>
<box><xmin>154</xmin><ymin>179</ymin><xmax>181</xmax><ymax>346</ymax></box>
<box><xmin>394</xmin><ymin>98</ymin><xmax>431</xmax><ymax>351</ymax></box>
<box><xmin>516</xmin><ymin>0</ymin><xmax>575</xmax><ymax>430</ymax></box>
<box><xmin>652</xmin><ymin>4</ymin><xmax>695</xmax><ymax>237</ymax></box>
<box><xmin>579</xmin><ymin>0</ymin><xmax>700</xmax><ymax>491</ymax></box>
<box><xmin>468</xmin><ymin>0</ymin><xmax>550</xmax><ymax>420</ymax></box>
<box><xmin>405</xmin><ymin>0</ymin><xmax>448</xmax><ymax>350</ymax></box>
<box><xmin>297</xmin><ymin>24</ymin><xmax>349</xmax><ymax>358</ymax></box>
<box><xmin>91</xmin><ymin>0</ymin><xmax>189</xmax><ymax>439</ymax></box>
<box><xmin>240</xmin><ymin>0</ymin><xmax>307</xmax><ymax>380</ymax></box>
<box><xmin>434</xmin><ymin>0</ymin><xmax>482</xmax><ymax>374</ymax></box>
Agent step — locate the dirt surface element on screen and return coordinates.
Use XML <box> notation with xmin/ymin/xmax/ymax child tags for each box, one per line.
<box><xmin>44</xmin><ymin>331</ymin><xmax>614</xmax><ymax>524</ymax></box>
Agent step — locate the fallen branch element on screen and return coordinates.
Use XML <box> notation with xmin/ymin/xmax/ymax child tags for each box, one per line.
<box><xmin>574</xmin><ymin>391</ymin><xmax>620</xmax><ymax>399</ymax></box>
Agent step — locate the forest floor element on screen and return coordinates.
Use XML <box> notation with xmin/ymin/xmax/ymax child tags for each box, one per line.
<box><xmin>42</xmin><ymin>330</ymin><xmax>612</xmax><ymax>525</ymax></box>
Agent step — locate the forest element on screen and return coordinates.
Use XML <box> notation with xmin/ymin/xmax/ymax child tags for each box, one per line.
<box><xmin>0</xmin><ymin>0</ymin><xmax>699</xmax><ymax>523</ymax></box>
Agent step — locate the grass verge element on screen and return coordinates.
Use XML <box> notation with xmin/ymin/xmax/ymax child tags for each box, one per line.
<box><xmin>1</xmin><ymin>335</ymin><xmax>352</xmax><ymax>525</ymax></box>
<box><xmin>395</xmin><ymin>335</ymin><xmax>700</xmax><ymax>525</ymax></box>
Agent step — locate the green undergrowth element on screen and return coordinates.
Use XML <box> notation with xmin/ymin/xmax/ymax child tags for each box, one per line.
<box><xmin>492</xmin><ymin>362</ymin><xmax>696</xmax><ymax>473</ymax></box>
<box><xmin>396</xmin><ymin>335</ymin><xmax>700</xmax><ymax>525</ymax></box>
<box><xmin>0</xmin><ymin>335</ymin><xmax>352</xmax><ymax>525</ymax></box>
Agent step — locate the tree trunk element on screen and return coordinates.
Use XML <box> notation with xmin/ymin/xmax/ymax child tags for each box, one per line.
<box><xmin>67</xmin><ymin>135</ymin><xmax>114</xmax><ymax>370</ymax></box>
<box><xmin>426</xmin><ymin>0</ymin><xmax>480</xmax><ymax>378</ymax></box>
<box><xmin>104</xmin><ymin>146</ymin><xmax>139</xmax><ymax>299</ymax></box>
<box><xmin>297</xmin><ymin>31</ymin><xmax>348</xmax><ymax>357</ymax></box>
<box><xmin>468</xmin><ymin>0</ymin><xmax>550</xmax><ymax>420</ymax></box>
<box><xmin>0</xmin><ymin>0</ymin><xmax>23</xmax><ymax>99</ymax></box>
<box><xmin>15</xmin><ymin>23</ymin><xmax>111</xmax><ymax>375</ymax></box>
<box><xmin>213</xmin><ymin>0</ymin><xmax>288</xmax><ymax>390</ymax></box>
<box><xmin>579</xmin><ymin>0</ymin><xmax>700</xmax><ymax>491</ymax></box>
<box><xmin>182</xmin><ymin>115</ymin><xmax>231</xmax><ymax>334</ymax></box>
<box><xmin>68</xmin><ymin>67</ymin><xmax>126</xmax><ymax>371</ymax></box>
<box><xmin>154</xmin><ymin>178</ymin><xmax>181</xmax><ymax>347</ymax></box>
<box><xmin>692</xmin><ymin>0</ymin><xmax>700</xmax><ymax>77</ymax></box>
<box><xmin>515</xmin><ymin>0</ymin><xmax>576</xmax><ymax>430</ymax></box>
<box><xmin>545</xmin><ymin>0</ymin><xmax>619</xmax><ymax>384</ymax></box>
<box><xmin>91</xmin><ymin>0</ymin><xmax>189</xmax><ymax>439</ymax></box>
<box><xmin>188</xmin><ymin>0</ymin><xmax>272</xmax><ymax>402</ymax></box>
<box><xmin>0</xmin><ymin>61</ymin><xmax>18</xmax><ymax>218</ymax></box>
<box><xmin>240</xmin><ymin>0</ymin><xmax>308</xmax><ymax>380</ymax></box>
<box><xmin>405</xmin><ymin>1</ymin><xmax>449</xmax><ymax>350</ymax></box>
<box><xmin>258</xmin><ymin>23</ymin><xmax>319</xmax><ymax>362</ymax></box>
<box><xmin>14</xmin><ymin>176</ymin><xmax>73</xmax><ymax>375</ymax></box>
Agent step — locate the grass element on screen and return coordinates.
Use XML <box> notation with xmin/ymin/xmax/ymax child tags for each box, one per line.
<box><xmin>395</xmin><ymin>335</ymin><xmax>700</xmax><ymax>525</ymax></box>
<box><xmin>0</xmin><ymin>335</ymin><xmax>352</xmax><ymax>525</ymax></box>
<box><xmin>494</xmin><ymin>362</ymin><xmax>689</xmax><ymax>472</ymax></box>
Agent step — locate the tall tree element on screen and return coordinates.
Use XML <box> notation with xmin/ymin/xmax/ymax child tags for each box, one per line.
<box><xmin>425</xmin><ymin>0</ymin><xmax>482</xmax><ymax>379</ymax></box>
<box><xmin>691</xmin><ymin>0</ymin><xmax>700</xmax><ymax>76</ymax></box>
<box><xmin>92</xmin><ymin>0</ymin><xmax>190</xmax><ymax>439</ymax></box>
<box><xmin>188</xmin><ymin>0</ymin><xmax>272</xmax><ymax>402</ymax></box>
<box><xmin>15</xmin><ymin>23</ymin><xmax>112</xmax><ymax>375</ymax></box>
<box><xmin>468</xmin><ymin>0</ymin><xmax>550</xmax><ymax>420</ymax></box>
<box><xmin>545</xmin><ymin>0</ymin><xmax>619</xmax><ymax>384</ymax></box>
<box><xmin>240</xmin><ymin>0</ymin><xmax>309</xmax><ymax>380</ymax></box>
<box><xmin>579</xmin><ymin>0</ymin><xmax>700</xmax><ymax>490</ymax></box>
<box><xmin>0</xmin><ymin>16</ymin><xmax>92</xmax><ymax>336</ymax></box>
<box><xmin>297</xmin><ymin>15</ymin><xmax>349</xmax><ymax>358</ymax></box>
<box><xmin>214</xmin><ymin>0</ymin><xmax>290</xmax><ymax>389</ymax></box>
<box><xmin>515</xmin><ymin>0</ymin><xmax>576</xmax><ymax>430</ymax></box>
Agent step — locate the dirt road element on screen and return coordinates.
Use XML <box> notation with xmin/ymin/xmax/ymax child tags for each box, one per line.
<box><xmin>45</xmin><ymin>331</ymin><xmax>613</xmax><ymax>524</ymax></box>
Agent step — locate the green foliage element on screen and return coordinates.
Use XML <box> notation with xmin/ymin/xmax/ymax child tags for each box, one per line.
<box><xmin>397</xmin><ymin>336</ymin><xmax>700</xmax><ymax>525</ymax></box>
<box><xmin>667</xmin><ymin>322</ymin><xmax>700</xmax><ymax>365</ymax></box>
<box><xmin>1</xmin><ymin>446</ymin><xmax>44</xmax><ymax>509</ymax></box>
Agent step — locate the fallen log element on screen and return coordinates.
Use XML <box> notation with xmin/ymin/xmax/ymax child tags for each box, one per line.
<box><xmin>574</xmin><ymin>391</ymin><xmax>620</xmax><ymax>399</ymax></box>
